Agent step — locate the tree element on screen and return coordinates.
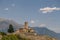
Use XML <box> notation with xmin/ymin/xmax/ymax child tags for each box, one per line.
<box><xmin>8</xmin><ymin>24</ymin><xmax>14</xmax><ymax>33</ymax></box>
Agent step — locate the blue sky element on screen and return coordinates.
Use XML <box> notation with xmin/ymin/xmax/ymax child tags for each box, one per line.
<box><xmin>0</xmin><ymin>0</ymin><xmax>60</xmax><ymax>33</ymax></box>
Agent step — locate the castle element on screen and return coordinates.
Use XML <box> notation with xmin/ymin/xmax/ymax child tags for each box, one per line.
<box><xmin>15</xmin><ymin>22</ymin><xmax>35</xmax><ymax>34</ymax></box>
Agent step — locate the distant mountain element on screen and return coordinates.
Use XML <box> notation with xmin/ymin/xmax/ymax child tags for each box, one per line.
<box><xmin>32</xmin><ymin>27</ymin><xmax>60</xmax><ymax>40</ymax></box>
<box><xmin>0</xmin><ymin>18</ymin><xmax>23</xmax><ymax>32</ymax></box>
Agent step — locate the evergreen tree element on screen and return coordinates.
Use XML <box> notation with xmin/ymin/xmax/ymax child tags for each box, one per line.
<box><xmin>8</xmin><ymin>24</ymin><xmax>14</xmax><ymax>33</ymax></box>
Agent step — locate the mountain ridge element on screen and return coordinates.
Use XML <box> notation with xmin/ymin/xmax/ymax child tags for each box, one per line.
<box><xmin>32</xmin><ymin>27</ymin><xmax>60</xmax><ymax>40</ymax></box>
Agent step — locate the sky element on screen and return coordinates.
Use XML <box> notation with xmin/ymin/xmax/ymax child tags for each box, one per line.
<box><xmin>0</xmin><ymin>0</ymin><xmax>60</xmax><ymax>33</ymax></box>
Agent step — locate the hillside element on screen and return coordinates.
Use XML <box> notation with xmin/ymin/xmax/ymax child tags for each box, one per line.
<box><xmin>0</xmin><ymin>18</ymin><xmax>59</xmax><ymax>40</ymax></box>
<box><xmin>13</xmin><ymin>32</ymin><xmax>57</xmax><ymax>40</ymax></box>
<box><xmin>0</xmin><ymin>32</ymin><xmax>57</xmax><ymax>40</ymax></box>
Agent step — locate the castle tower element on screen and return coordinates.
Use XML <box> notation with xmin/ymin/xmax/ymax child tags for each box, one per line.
<box><xmin>24</xmin><ymin>22</ymin><xmax>28</xmax><ymax>29</ymax></box>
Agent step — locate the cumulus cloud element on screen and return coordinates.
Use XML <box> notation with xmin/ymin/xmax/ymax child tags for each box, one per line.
<box><xmin>39</xmin><ymin>24</ymin><xmax>46</xmax><ymax>27</ymax></box>
<box><xmin>40</xmin><ymin>7</ymin><xmax>60</xmax><ymax>13</ymax></box>
<box><xmin>4</xmin><ymin>8</ymin><xmax>8</xmax><ymax>10</ymax></box>
<box><xmin>30</xmin><ymin>20</ymin><xmax>35</xmax><ymax>24</ymax></box>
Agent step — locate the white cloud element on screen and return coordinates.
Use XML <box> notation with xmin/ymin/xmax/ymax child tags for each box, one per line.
<box><xmin>39</xmin><ymin>24</ymin><xmax>46</xmax><ymax>27</ymax></box>
<box><xmin>4</xmin><ymin>8</ymin><xmax>8</xmax><ymax>10</ymax></box>
<box><xmin>30</xmin><ymin>20</ymin><xmax>35</xmax><ymax>24</ymax></box>
<box><xmin>40</xmin><ymin>7</ymin><xmax>60</xmax><ymax>13</ymax></box>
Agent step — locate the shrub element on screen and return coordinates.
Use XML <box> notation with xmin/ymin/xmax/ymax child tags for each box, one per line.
<box><xmin>1</xmin><ymin>35</ymin><xmax>19</xmax><ymax>40</ymax></box>
<box><xmin>1</xmin><ymin>34</ymin><xmax>31</xmax><ymax>40</ymax></box>
<box><xmin>0</xmin><ymin>32</ymin><xmax>6</xmax><ymax>36</ymax></box>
